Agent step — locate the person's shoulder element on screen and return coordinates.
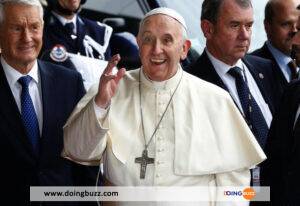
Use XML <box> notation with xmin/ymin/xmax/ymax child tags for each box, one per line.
<box><xmin>250</xmin><ymin>43</ymin><xmax>266</xmax><ymax>57</ymax></box>
<box><xmin>186</xmin><ymin>51</ymin><xmax>207</xmax><ymax>76</ymax></box>
<box><xmin>244</xmin><ymin>54</ymin><xmax>273</xmax><ymax>65</ymax></box>
<box><xmin>244</xmin><ymin>54</ymin><xmax>274</xmax><ymax>74</ymax></box>
<box><xmin>80</xmin><ymin>16</ymin><xmax>111</xmax><ymax>31</ymax></box>
<box><xmin>38</xmin><ymin>60</ymin><xmax>81</xmax><ymax>79</ymax></box>
<box><xmin>183</xmin><ymin>71</ymin><xmax>231</xmax><ymax>99</ymax></box>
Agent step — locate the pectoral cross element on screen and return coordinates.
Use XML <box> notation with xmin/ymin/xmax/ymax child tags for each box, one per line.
<box><xmin>135</xmin><ymin>149</ymin><xmax>155</xmax><ymax>179</ymax></box>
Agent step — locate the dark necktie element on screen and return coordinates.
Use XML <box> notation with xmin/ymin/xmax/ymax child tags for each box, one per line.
<box><xmin>228</xmin><ymin>67</ymin><xmax>269</xmax><ymax>148</ymax></box>
<box><xmin>18</xmin><ymin>76</ymin><xmax>40</xmax><ymax>154</ymax></box>
<box><xmin>288</xmin><ymin>60</ymin><xmax>299</xmax><ymax>80</ymax></box>
<box><xmin>64</xmin><ymin>22</ymin><xmax>75</xmax><ymax>35</ymax></box>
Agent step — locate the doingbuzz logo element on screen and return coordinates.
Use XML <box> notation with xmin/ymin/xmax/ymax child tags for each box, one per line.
<box><xmin>223</xmin><ymin>187</ymin><xmax>256</xmax><ymax>200</ymax></box>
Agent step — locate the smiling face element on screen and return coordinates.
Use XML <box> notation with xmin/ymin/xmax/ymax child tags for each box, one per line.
<box><xmin>202</xmin><ymin>0</ymin><xmax>253</xmax><ymax>66</ymax></box>
<box><xmin>137</xmin><ymin>14</ymin><xmax>190</xmax><ymax>81</ymax></box>
<box><xmin>0</xmin><ymin>3</ymin><xmax>43</xmax><ymax>73</ymax></box>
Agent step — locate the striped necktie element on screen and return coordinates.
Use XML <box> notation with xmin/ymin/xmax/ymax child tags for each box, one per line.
<box><xmin>228</xmin><ymin>67</ymin><xmax>269</xmax><ymax>148</ymax></box>
<box><xmin>288</xmin><ymin>60</ymin><xmax>299</xmax><ymax>80</ymax></box>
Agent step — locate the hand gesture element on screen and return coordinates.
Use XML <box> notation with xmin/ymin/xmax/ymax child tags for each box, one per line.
<box><xmin>95</xmin><ymin>54</ymin><xmax>126</xmax><ymax>108</ymax></box>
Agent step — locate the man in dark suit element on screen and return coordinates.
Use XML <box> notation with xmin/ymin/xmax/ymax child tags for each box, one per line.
<box><xmin>187</xmin><ymin>0</ymin><xmax>277</xmax><ymax>192</ymax></box>
<box><xmin>40</xmin><ymin>0</ymin><xmax>112</xmax><ymax>69</ymax></box>
<box><xmin>262</xmin><ymin>5</ymin><xmax>300</xmax><ymax>205</ymax></box>
<box><xmin>262</xmin><ymin>80</ymin><xmax>300</xmax><ymax>205</ymax></box>
<box><xmin>0</xmin><ymin>0</ymin><xmax>86</xmax><ymax>205</ymax></box>
<box><xmin>251</xmin><ymin>0</ymin><xmax>299</xmax><ymax>97</ymax></box>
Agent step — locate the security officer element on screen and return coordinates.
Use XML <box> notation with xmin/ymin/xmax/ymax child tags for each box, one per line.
<box><xmin>40</xmin><ymin>0</ymin><xmax>109</xmax><ymax>189</ymax></box>
<box><xmin>40</xmin><ymin>0</ymin><xmax>112</xmax><ymax>69</ymax></box>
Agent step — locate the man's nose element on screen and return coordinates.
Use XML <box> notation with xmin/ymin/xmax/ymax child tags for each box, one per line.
<box><xmin>152</xmin><ymin>40</ymin><xmax>163</xmax><ymax>54</ymax></box>
<box><xmin>238</xmin><ymin>26</ymin><xmax>251</xmax><ymax>39</ymax></box>
<box><xmin>22</xmin><ymin>29</ymin><xmax>32</xmax><ymax>41</ymax></box>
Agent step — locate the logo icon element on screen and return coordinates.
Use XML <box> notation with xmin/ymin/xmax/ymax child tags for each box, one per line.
<box><xmin>50</xmin><ymin>45</ymin><xmax>68</xmax><ymax>62</ymax></box>
<box><xmin>242</xmin><ymin>187</ymin><xmax>256</xmax><ymax>200</ymax></box>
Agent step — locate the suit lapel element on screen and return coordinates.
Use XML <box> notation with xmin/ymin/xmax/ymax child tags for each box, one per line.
<box><xmin>199</xmin><ymin>51</ymin><xmax>245</xmax><ymax>115</ymax></box>
<box><xmin>38</xmin><ymin>60</ymin><xmax>54</xmax><ymax>140</ymax></box>
<box><xmin>263</xmin><ymin>44</ymin><xmax>288</xmax><ymax>87</ymax></box>
<box><xmin>0</xmin><ymin>64</ymin><xmax>38</xmax><ymax>163</ymax></box>
<box><xmin>76</xmin><ymin>16</ymin><xmax>87</xmax><ymax>54</ymax></box>
<box><xmin>242</xmin><ymin>57</ymin><xmax>274</xmax><ymax>114</ymax></box>
<box><xmin>291</xmin><ymin>84</ymin><xmax>300</xmax><ymax>153</ymax></box>
<box><xmin>200</xmin><ymin>51</ymin><xmax>229</xmax><ymax>91</ymax></box>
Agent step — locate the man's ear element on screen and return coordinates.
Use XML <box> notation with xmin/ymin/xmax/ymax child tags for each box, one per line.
<box><xmin>180</xmin><ymin>39</ymin><xmax>191</xmax><ymax>60</ymax></box>
<box><xmin>201</xmin><ymin>19</ymin><xmax>214</xmax><ymax>39</ymax></box>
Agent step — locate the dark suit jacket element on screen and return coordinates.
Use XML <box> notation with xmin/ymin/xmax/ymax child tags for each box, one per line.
<box><xmin>263</xmin><ymin>80</ymin><xmax>300</xmax><ymax>206</ymax></box>
<box><xmin>187</xmin><ymin>50</ymin><xmax>278</xmax><ymax>115</ymax></box>
<box><xmin>0</xmin><ymin>60</ymin><xmax>85</xmax><ymax>205</ymax></box>
<box><xmin>40</xmin><ymin>11</ymin><xmax>111</xmax><ymax>70</ymax></box>
<box><xmin>251</xmin><ymin>42</ymin><xmax>289</xmax><ymax>102</ymax></box>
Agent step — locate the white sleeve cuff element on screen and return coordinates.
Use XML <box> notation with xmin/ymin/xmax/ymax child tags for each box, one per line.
<box><xmin>93</xmin><ymin>98</ymin><xmax>109</xmax><ymax>119</ymax></box>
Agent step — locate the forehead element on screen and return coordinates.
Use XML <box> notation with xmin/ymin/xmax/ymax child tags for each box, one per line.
<box><xmin>3</xmin><ymin>3</ymin><xmax>41</xmax><ymax>23</ymax></box>
<box><xmin>218</xmin><ymin>0</ymin><xmax>253</xmax><ymax>22</ymax></box>
<box><xmin>140</xmin><ymin>14</ymin><xmax>182</xmax><ymax>35</ymax></box>
<box><xmin>272</xmin><ymin>0</ymin><xmax>299</xmax><ymax>20</ymax></box>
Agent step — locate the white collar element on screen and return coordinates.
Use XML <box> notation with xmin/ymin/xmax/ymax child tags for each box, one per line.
<box><xmin>266</xmin><ymin>41</ymin><xmax>292</xmax><ymax>66</ymax></box>
<box><xmin>52</xmin><ymin>11</ymin><xmax>77</xmax><ymax>27</ymax></box>
<box><xmin>140</xmin><ymin>65</ymin><xmax>183</xmax><ymax>91</ymax></box>
<box><xmin>205</xmin><ymin>48</ymin><xmax>244</xmax><ymax>75</ymax></box>
<box><xmin>1</xmin><ymin>56</ymin><xmax>39</xmax><ymax>86</ymax></box>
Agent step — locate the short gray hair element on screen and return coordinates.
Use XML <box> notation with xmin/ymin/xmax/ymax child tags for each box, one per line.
<box><xmin>201</xmin><ymin>0</ymin><xmax>252</xmax><ymax>23</ymax></box>
<box><xmin>0</xmin><ymin>0</ymin><xmax>44</xmax><ymax>25</ymax></box>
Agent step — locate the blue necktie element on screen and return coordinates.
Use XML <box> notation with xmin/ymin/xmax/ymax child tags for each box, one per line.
<box><xmin>18</xmin><ymin>76</ymin><xmax>40</xmax><ymax>154</ymax></box>
<box><xmin>228</xmin><ymin>67</ymin><xmax>269</xmax><ymax>148</ymax></box>
<box><xmin>64</xmin><ymin>22</ymin><xmax>75</xmax><ymax>35</ymax></box>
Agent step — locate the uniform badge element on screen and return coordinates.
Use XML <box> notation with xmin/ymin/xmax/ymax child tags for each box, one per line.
<box><xmin>50</xmin><ymin>45</ymin><xmax>68</xmax><ymax>62</ymax></box>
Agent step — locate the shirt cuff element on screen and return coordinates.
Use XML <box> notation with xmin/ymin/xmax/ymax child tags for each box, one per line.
<box><xmin>93</xmin><ymin>97</ymin><xmax>109</xmax><ymax>119</ymax></box>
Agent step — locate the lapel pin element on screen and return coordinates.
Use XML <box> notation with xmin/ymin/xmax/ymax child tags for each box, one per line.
<box><xmin>259</xmin><ymin>73</ymin><xmax>264</xmax><ymax>79</ymax></box>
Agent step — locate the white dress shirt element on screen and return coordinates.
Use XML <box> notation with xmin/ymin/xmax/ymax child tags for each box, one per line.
<box><xmin>206</xmin><ymin>49</ymin><xmax>273</xmax><ymax>127</ymax></box>
<box><xmin>1</xmin><ymin>57</ymin><xmax>43</xmax><ymax>135</ymax></box>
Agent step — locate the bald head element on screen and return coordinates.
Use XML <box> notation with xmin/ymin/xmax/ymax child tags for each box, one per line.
<box><xmin>265</xmin><ymin>0</ymin><xmax>300</xmax><ymax>23</ymax></box>
<box><xmin>264</xmin><ymin>0</ymin><xmax>300</xmax><ymax>55</ymax></box>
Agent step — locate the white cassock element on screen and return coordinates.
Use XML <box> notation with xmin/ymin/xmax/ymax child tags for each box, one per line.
<box><xmin>62</xmin><ymin>66</ymin><xmax>266</xmax><ymax>206</ymax></box>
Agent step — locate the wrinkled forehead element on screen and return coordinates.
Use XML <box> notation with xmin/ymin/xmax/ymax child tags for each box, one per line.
<box><xmin>140</xmin><ymin>7</ymin><xmax>187</xmax><ymax>31</ymax></box>
<box><xmin>142</xmin><ymin>14</ymin><xmax>182</xmax><ymax>29</ymax></box>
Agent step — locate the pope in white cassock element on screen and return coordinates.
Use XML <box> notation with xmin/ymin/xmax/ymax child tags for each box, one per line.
<box><xmin>62</xmin><ymin>7</ymin><xmax>266</xmax><ymax>206</ymax></box>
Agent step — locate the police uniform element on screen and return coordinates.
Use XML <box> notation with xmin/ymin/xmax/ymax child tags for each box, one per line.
<box><xmin>40</xmin><ymin>11</ymin><xmax>112</xmax><ymax>70</ymax></box>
